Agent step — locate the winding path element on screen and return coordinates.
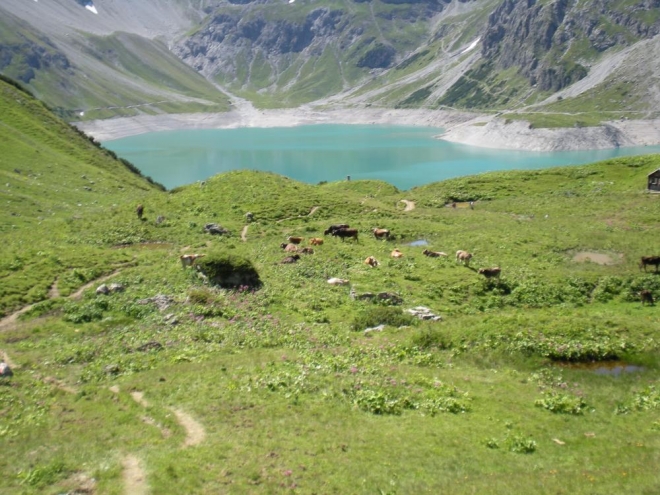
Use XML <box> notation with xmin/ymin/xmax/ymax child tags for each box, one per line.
<box><xmin>122</xmin><ymin>455</ymin><xmax>149</xmax><ymax>495</ymax></box>
<box><xmin>241</xmin><ymin>225</ymin><xmax>248</xmax><ymax>242</ymax></box>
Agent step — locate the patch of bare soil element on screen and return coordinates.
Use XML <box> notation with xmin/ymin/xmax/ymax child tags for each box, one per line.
<box><xmin>122</xmin><ymin>455</ymin><xmax>149</xmax><ymax>495</ymax></box>
<box><xmin>400</xmin><ymin>200</ymin><xmax>416</xmax><ymax>211</ymax></box>
<box><xmin>171</xmin><ymin>408</ymin><xmax>206</xmax><ymax>448</ymax></box>
<box><xmin>42</xmin><ymin>375</ymin><xmax>77</xmax><ymax>394</ymax></box>
<box><xmin>572</xmin><ymin>251</ymin><xmax>622</xmax><ymax>265</ymax></box>
<box><xmin>309</xmin><ymin>206</ymin><xmax>319</xmax><ymax>216</ymax></box>
<box><xmin>130</xmin><ymin>391</ymin><xmax>149</xmax><ymax>408</ymax></box>
<box><xmin>241</xmin><ymin>225</ymin><xmax>248</xmax><ymax>242</ymax></box>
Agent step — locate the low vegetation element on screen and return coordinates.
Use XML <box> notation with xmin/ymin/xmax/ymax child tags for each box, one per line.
<box><xmin>1</xmin><ymin>77</ymin><xmax>660</xmax><ymax>494</ymax></box>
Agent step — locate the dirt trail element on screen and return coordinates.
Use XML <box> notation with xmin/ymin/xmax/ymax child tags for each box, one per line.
<box><xmin>171</xmin><ymin>408</ymin><xmax>206</xmax><ymax>448</ymax></box>
<box><xmin>400</xmin><ymin>200</ymin><xmax>416</xmax><ymax>211</ymax></box>
<box><xmin>241</xmin><ymin>225</ymin><xmax>248</xmax><ymax>242</ymax></box>
<box><xmin>131</xmin><ymin>391</ymin><xmax>149</xmax><ymax>407</ymax></box>
<box><xmin>122</xmin><ymin>455</ymin><xmax>149</xmax><ymax>495</ymax></box>
<box><xmin>70</xmin><ymin>269</ymin><xmax>121</xmax><ymax>300</ymax></box>
<box><xmin>48</xmin><ymin>278</ymin><xmax>60</xmax><ymax>299</ymax></box>
<box><xmin>308</xmin><ymin>206</ymin><xmax>319</xmax><ymax>216</ymax></box>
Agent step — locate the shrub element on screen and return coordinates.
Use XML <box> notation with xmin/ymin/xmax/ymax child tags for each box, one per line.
<box><xmin>409</xmin><ymin>327</ymin><xmax>451</xmax><ymax>350</ymax></box>
<box><xmin>535</xmin><ymin>392</ymin><xmax>587</xmax><ymax>415</ymax></box>
<box><xmin>350</xmin><ymin>307</ymin><xmax>416</xmax><ymax>331</ymax></box>
<box><xmin>195</xmin><ymin>252</ymin><xmax>261</xmax><ymax>288</ymax></box>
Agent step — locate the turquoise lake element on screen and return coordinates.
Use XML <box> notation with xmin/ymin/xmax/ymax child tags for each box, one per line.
<box><xmin>104</xmin><ymin>125</ymin><xmax>660</xmax><ymax>190</ymax></box>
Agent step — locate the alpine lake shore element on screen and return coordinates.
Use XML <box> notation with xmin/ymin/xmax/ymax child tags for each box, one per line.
<box><xmin>2</xmin><ymin>78</ymin><xmax>660</xmax><ymax>494</ymax></box>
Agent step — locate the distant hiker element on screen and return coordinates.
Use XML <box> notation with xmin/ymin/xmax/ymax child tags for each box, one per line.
<box><xmin>469</xmin><ymin>201</ymin><xmax>474</xmax><ymax>210</ymax></box>
<box><xmin>452</xmin><ymin>202</ymin><xmax>457</xmax><ymax>209</ymax></box>
<box><xmin>136</xmin><ymin>204</ymin><xmax>144</xmax><ymax>220</ymax></box>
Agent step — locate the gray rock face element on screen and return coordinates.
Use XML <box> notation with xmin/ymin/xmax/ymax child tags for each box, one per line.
<box><xmin>204</xmin><ymin>223</ymin><xmax>229</xmax><ymax>236</ymax></box>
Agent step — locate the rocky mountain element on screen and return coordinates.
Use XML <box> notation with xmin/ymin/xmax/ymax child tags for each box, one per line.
<box><xmin>2</xmin><ymin>0</ymin><xmax>660</xmax><ymax>122</ymax></box>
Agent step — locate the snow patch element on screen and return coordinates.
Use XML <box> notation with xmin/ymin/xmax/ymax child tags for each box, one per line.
<box><xmin>461</xmin><ymin>37</ymin><xmax>480</xmax><ymax>55</ymax></box>
<box><xmin>85</xmin><ymin>4</ymin><xmax>98</xmax><ymax>14</ymax></box>
<box><xmin>289</xmin><ymin>0</ymin><xmax>296</xmax><ymax>3</ymax></box>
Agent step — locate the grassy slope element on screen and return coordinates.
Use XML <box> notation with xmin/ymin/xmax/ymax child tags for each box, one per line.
<box><xmin>1</xmin><ymin>82</ymin><xmax>660</xmax><ymax>494</ymax></box>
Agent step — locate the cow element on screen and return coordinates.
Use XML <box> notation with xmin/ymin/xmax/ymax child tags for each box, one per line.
<box><xmin>391</xmin><ymin>249</ymin><xmax>404</xmax><ymax>258</ymax></box>
<box><xmin>309</xmin><ymin>238</ymin><xmax>324</xmax><ymax>246</ymax></box>
<box><xmin>280</xmin><ymin>243</ymin><xmax>298</xmax><ymax>252</ymax></box>
<box><xmin>324</xmin><ymin>224</ymin><xmax>350</xmax><ymax>235</ymax></box>
<box><xmin>639</xmin><ymin>289</ymin><xmax>655</xmax><ymax>306</ymax></box>
<box><xmin>332</xmin><ymin>228</ymin><xmax>359</xmax><ymax>242</ymax></box>
<box><xmin>478</xmin><ymin>267</ymin><xmax>501</xmax><ymax>278</ymax></box>
<box><xmin>422</xmin><ymin>249</ymin><xmax>447</xmax><ymax>258</ymax></box>
<box><xmin>300</xmin><ymin>247</ymin><xmax>314</xmax><ymax>254</ymax></box>
<box><xmin>327</xmin><ymin>277</ymin><xmax>350</xmax><ymax>285</ymax></box>
<box><xmin>456</xmin><ymin>250</ymin><xmax>473</xmax><ymax>266</ymax></box>
<box><xmin>136</xmin><ymin>204</ymin><xmax>144</xmax><ymax>219</ymax></box>
<box><xmin>288</xmin><ymin>236</ymin><xmax>304</xmax><ymax>245</ymax></box>
<box><xmin>639</xmin><ymin>256</ymin><xmax>660</xmax><ymax>272</ymax></box>
<box><xmin>364</xmin><ymin>256</ymin><xmax>379</xmax><ymax>267</ymax></box>
<box><xmin>372</xmin><ymin>228</ymin><xmax>390</xmax><ymax>240</ymax></box>
<box><xmin>281</xmin><ymin>254</ymin><xmax>301</xmax><ymax>264</ymax></box>
<box><xmin>180</xmin><ymin>254</ymin><xmax>205</xmax><ymax>268</ymax></box>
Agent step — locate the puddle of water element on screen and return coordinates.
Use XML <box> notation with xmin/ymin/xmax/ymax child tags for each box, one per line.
<box><xmin>561</xmin><ymin>361</ymin><xmax>645</xmax><ymax>376</ymax></box>
<box><xmin>408</xmin><ymin>239</ymin><xmax>429</xmax><ymax>247</ymax></box>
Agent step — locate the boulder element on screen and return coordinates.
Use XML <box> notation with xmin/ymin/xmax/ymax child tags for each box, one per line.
<box><xmin>0</xmin><ymin>362</ymin><xmax>13</xmax><ymax>378</ymax></box>
<box><xmin>96</xmin><ymin>284</ymin><xmax>110</xmax><ymax>295</ymax></box>
<box><xmin>204</xmin><ymin>223</ymin><xmax>229</xmax><ymax>235</ymax></box>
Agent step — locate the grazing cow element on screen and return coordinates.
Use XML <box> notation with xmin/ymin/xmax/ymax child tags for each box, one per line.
<box><xmin>456</xmin><ymin>250</ymin><xmax>473</xmax><ymax>266</ymax></box>
<box><xmin>300</xmin><ymin>247</ymin><xmax>314</xmax><ymax>254</ymax></box>
<box><xmin>324</xmin><ymin>224</ymin><xmax>350</xmax><ymax>235</ymax></box>
<box><xmin>280</xmin><ymin>243</ymin><xmax>298</xmax><ymax>253</ymax></box>
<box><xmin>309</xmin><ymin>238</ymin><xmax>324</xmax><ymax>246</ymax></box>
<box><xmin>639</xmin><ymin>289</ymin><xmax>655</xmax><ymax>306</ymax></box>
<box><xmin>391</xmin><ymin>249</ymin><xmax>404</xmax><ymax>258</ymax></box>
<box><xmin>288</xmin><ymin>236</ymin><xmax>304</xmax><ymax>245</ymax></box>
<box><xmin>327</xmin><ymin>277</ymin><xmax>350</xmax><ymax>285</ymax></box>
<box><xmin>639</xmin><ymin>256</ymin><xmax>660</xmax><ymax>272</ymax></box>
<box><xmin>332</xmin><ymin>228</ymin><xmax>359</xmax><ymax>242</ymax></box>
<box><xmin>180</xmin><ymin>254</ymin><xmax>205</xmax><ymax>268</ymax></box>
<box><xmin>372</xmin><ymin>228</ymin><xmax>390</xmax><ymax>240</ymax></box>
<box><xmin>281</xmin><ymin>254</ymin><xmax>301</xmax><ymax>264</ymax></box>
<box><xmin>136</xmin><ymin>204</ymin><xmax>144</xmax><ymax>219</ymax></box>
<box><xmin>478</xmin><ymin>267</ymin><xmax>501</xmax><ymax>278</ymax></box>
<box><xmin>364</xmin><ymin>256</ymin><xmax>379</xmax><ymax>267</ymax></box>
<box><xmin>422</xmin><ymin>249</ymin><xmax>447</xmax><ymax>258</ymax></box>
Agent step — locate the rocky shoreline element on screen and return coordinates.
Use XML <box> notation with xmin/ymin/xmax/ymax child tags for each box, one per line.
<box><xmin>76</xmin><ymin>107</ymin><xmax>660</xmax><ymax>152</ymax></box>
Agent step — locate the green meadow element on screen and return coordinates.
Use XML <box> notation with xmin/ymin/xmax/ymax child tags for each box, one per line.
<box><xmin>1</xmin><ymin>78</ymin><xmax>660</xmax><ymax>494</ymax></box>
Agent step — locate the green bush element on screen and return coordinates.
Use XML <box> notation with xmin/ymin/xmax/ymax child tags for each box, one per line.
<box><xmin>350</xmin><ymin>307</ymin><xmax>416</xmax><ymax>331</ymax></box>
<box><xmin>195</xmin><ymin>252</ymin><xmax>261</xmax><ymax>288</ymax></box>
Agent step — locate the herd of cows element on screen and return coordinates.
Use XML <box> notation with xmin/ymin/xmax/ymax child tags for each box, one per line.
<box><xmin>273</xmin><ymin>224</ymin><xmax>503</xmax><ymax>279</ymax></box>
<box><xmin>171</xmin><ymin>212</ymin><xmax>659</xmax><ymax>306</ymax></box>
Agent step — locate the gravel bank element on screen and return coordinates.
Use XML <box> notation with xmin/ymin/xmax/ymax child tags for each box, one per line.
<box><xmin>76</xmin><ymin>107</ymin><xmax>660</xmax><ymax>152</ymax></box>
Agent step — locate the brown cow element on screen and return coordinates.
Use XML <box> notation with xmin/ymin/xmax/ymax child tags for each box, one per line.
<box><xmin>288</xmin><ymin>236</ymin><xmax>304</xmax><ymax>245</ymax></box>
<box><xmin>372</xmin><ymin>228</ymin><xmax>390</xmax><ymax>240</ymax></box>
<box><xmin>309</xmin><ymin>238</ymin><xmax>324</xmax><ymax>246</ymax></box>
<box><xmin>332</xmin><ymin>228</ymin><xmax>359</xmax><ymax>242</ymax></box>
<box><xmin>422</xmin><ymin>249</ymin><xmax>447</xmax><ymax>258</ymax></box>
<box><xmin>281</xmin><ymin>254</ymin><xmax>301</xmax><ymax>264</ymax></box>
<box><xmin>300</xmin><ymin>247</ymin><xmax>314</xmax><ymax>255</ymax></box>
<box><xmin>478</xmin><ymin>267</ymin><xmax>501</xmax><ymax>278</ymax></box>
<box><xmin>180</xmin><ymin>254</ymin><xmax>205</xmax><ymax>268</ymax></box>
<box><xmin>640</xmin><ymin>256</ymin><xmax>660</xmax><ymax>272</ymax></box>
<box><xmin>364</xmin><ymin>256</ymin><xmax>379</xmax><ymax>267</ymax></box>
<box><xmin>281</xmin><ymin>243</ymin><xmax>298</xmax><ymax>252</ymax></box>
<box><xmin>391</xmin><ymin>249</ymin><xmax>404</xmax><ymax>258</ymax></box>
<box><xmin>639</xmin><ymin>289</ymin><xmax>655</xmax><ymax>306</ymax></box>
<box><xmin>136</xmin><ymin>204</ymin><xmax>144</xmax><ymax>219</ymax></box>
<box><xmin>456</xmin><ymin>250</ymin><xmax>473</xmax><ymax>266</ymax></box>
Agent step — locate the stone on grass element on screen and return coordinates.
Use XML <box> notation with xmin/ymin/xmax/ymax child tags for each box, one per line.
<box><xmin>0</xmin><ymin>362</ymin><xmax>13</xmax><ymax>378</ymax></box>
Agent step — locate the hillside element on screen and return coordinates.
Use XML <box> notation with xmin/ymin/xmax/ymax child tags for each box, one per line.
<box><xmin>3</xmin><ymin>0</ymin><xmax>660</xmax><ymax>131</ymax></box>
<box><xmin>2</xmin><ymin>77</ymin><xmax>660</xmax><ymax>494</ymax></box>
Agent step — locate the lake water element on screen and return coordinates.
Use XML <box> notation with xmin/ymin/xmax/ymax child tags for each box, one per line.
<box><xmin>104</xmin><ymin>125</ymin><xmax>660</xmax><ymax>190</ymax></box>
